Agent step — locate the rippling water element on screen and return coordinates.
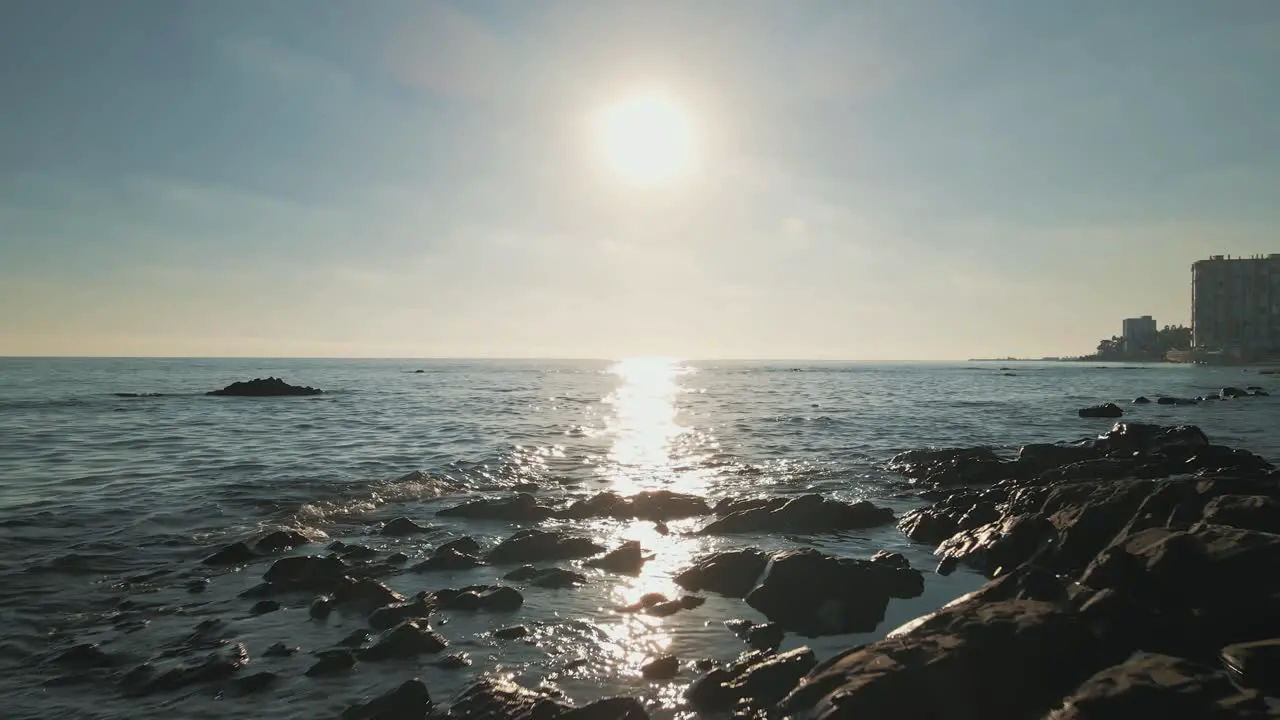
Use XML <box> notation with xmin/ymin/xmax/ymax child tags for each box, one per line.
<box><xmin>2</xmin><ymin>357</ymin><xmax>1277</xmax><ymax>719</ymax></box>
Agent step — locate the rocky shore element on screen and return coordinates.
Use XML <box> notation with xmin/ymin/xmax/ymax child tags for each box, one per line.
<box><xmin>46</xmin><ymin>420</ymin><xmax>1280</xmax><ymax>718</ymax></box>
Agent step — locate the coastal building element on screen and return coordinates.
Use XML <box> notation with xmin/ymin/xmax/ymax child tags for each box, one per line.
<box><xmin>1191</xmin><ymin>254</ymin><xmax>1280</xmax><ymax>361</ymax></box>
<box><xmin>1121</xmin><ymin>315</ymin><xmax>1157</xmax><ymax>355</ymax></box>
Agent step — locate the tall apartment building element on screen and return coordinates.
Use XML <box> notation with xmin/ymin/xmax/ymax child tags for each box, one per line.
<box><xmin>1121</xmin><ymin>315</ymin><xmax>1157</xmax><ymax>354</ymax></box>
<box><xmin>1191</xmin><ymin>254</ymin><xmax>1280</xmax><ymax>358</ymax></box>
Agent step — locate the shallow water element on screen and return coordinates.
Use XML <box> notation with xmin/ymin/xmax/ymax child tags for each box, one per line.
<box><xmin>1</xmin><ymin>358</ymin><xmax>1277</xmax><ymax>719</ymax></box>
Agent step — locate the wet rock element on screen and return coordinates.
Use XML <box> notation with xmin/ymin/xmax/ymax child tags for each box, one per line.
<box><xmin>486</xmin><ymin>529</ymin><xmax>606</xmax><ymax>564</ymax></box>
<box><xmin>207</xmin><ymin>377</ymin><xmax>323</xmax><ymax>396</ymax></box>
<box><xmin>306</xmin><ymin>648</ymin><xmax>355</xmax><ymax>677</ymax></box>
<box><xmin>203</xmin><ymin>541</ymin><xmax>256</xmax><ymax>566</ymax></box>
<box><xmin>478</xmin><ymin>586</ymin><xmax>524</xmax><ymax>611</ymax></box>
<box><xmin>450</xmin><ymin>678</ymin><xmax>572</xmax><ymax>720</ymax></box>
<box><xmin>340</xmin><ymin>629</ymin><xmax>372</xmax><ymax>648</ymax></box>
<box><xmin>410</xmin><ymin>547</ymin><xmax>485</xmax><ymax>573</ymax></box>
<box><xmin>745</xmin><ymin>548</ymin><xmax>924</xmax><ymax>636</ymax></box>
<box><xmin>1157</xmin><ymin>395</ymin><xmax>1199</xmax><ymax>405</ymax></box>
<box><xmin>438</xmin><ymin>493</ymin><xmax>555</xmax><ymax>522</ymax></box>
<box><xmin>263</xmin><ymin>642</ymin><xmax>298</xmax><ymax>658</ymax></box>
<box><xmin>1221</xmin><ymin>638</ymin><xmax>1280</xmax><ymax>698</ymax></box>
<box><xmin>618</xmin><ymin>592</ymin><xmax>670</xmax><ymax>613</ymax></box>
<box><xmin>897</xmin><ymin>507</ymin><xmax>960</xmax><ymax>545</ymax></box>
<box><xmin>255</xmin><ymin>529</ymin><xmax>310</xmax><ymax>553</ymax></box>
<box><xmin>640</xmin><ymin>654</ymin><xmax>680</xmax><ymax>679</ymax></box>
<box><xmin>387</xmin><ymin>552</ymin><xmax>409</xmax><ymax>564</ymax></box>
<box><xmin>1221</xmin><ymin>386</ymin><xmax>1249</xmax><ymax>399</ymax></box>
<box><xmin>437</xmin><ymin>537</ymin><xmax>482</xmax><ymax>556</ymax></box>
<box><xmin>263</xmin><ymin>554</ymin><xmax>348</xmax><ymax>591</ymax></box>
<box><xmin>673</xmin><ymin>548</ymin><xmax>769</xmax><ymax>598</ymax></box>
<box><xmin>231</xmin><ymin>671</ymin><xmax>278</xmax><ymax>695</ymax></box>
<box><xmin>1094</xmin><ymin>421</ymin><xmax>1210</xmax><ymax>454</ymax></box>
<box><xmin>936</xmin><ymin>557</ymin><xmax>958</xmax><ymax>575</ymax></box>
<box><xmin>342</xmin><ymin>679</ymin><xmax>434</xmax><ymax>720</ymax></box>
<box><xmin>886</xmin><ymin>446</ymin><xmax>1013</xmax><ymax>486</ymax></box>
<box><xmin>1045</xmin><ymin>653</ymin><xmax>1268</xmax><ymax>719</ymax></box>
<box><xmin>698</xmin><ymin>493</ymin><xmax>895</xmax><ymax>535</ymax></box>
<box><xmin>337</xmin><ymin>544</ymin><xmax>378</xmax><ymax>560</ymax></box>
<box><xmin>433</xmin><ymin>585</ymin><xmax>524</xmax><ymax>612</ymax></box>
<box><xmin>436</xmin><ymin>652</ymin><xmax>472</xmax><ymax>669</ymax></box>
<box><xmin>250</xmin><ymin>600</ymin><xmax>281</xmax><ymax>616</ymax></box>
<box><xmin>503</xmin><ymin>566</ymin><xmax>587</xmax><ymax>588</ymax></box>
<box><xmin>644</xmin><ymin>595</ymin><xmax>704</xmax><ymax>617</ymax></box>
<box><xmin>1079</xmin><ymin>403</ymin><xmax>1124</xmax><ymax>418</ymax></box>
<box><xmin>687</xmin><ymin>648</ymin><xmax>817</xmax><ymax>714</ymax></box>
<box><xmin>131</xmin><ymin>643</ymin><xmax>250</xmax><ymax>695</ymax></box>
<box><xmin>359</xmin><ymin>620</ymin><xmax>448</xmax><ymax>660</ymax></box>
<box><xmin>1253</xmin><ymin>389</ymin><xmax>1271</xmax><ymax>397</ymax></box>
<box><xmin>1133</xmin><ymin>396</ymin><xmax>1151</xmax><ymax>404</ymax></box>
<box><xmin>382</xmin><ymin>517</ymin><xmax>432</xmax><ymax>536</ymax></box>
<box><xmin>558</xmin><ymin>490</ymin><xmax>711</xmax><ymax>521</ymax></box>
<box><xmin>778</xmin><ymin>601</ymin><xmax>1113</xmax><ymax>719</ymax></box>
<box><xmin>52</xmin><ymin>643</ymin><xmax>116</xmax><ymax>668</ymax></box>
<box><xmin>585</xmin><ymin>540</ymin><xmax>649</xmax><ymax>575</ymax></box>
<box><xmin>369</xmin><ymin>594</ymin><xmax>434</xmax><ymax>630</ymax></box>
<box><xmin>934</xmin><ymin>514</ymin><xmax>1056</xmax><ymax>576</ymax></box>
<box><xmin>1201</xmin><ymin>494</ymin><xmax>1280</xmax><ymax>533</ymax></box>
<box><xmin>868</xmin><ymin>550</ymin><xmax>911</xmax><ymax>569</ymax></box>
<box><xmin>333</xmin><ymin>577</ymin><xmax>404</xmax><ymax>610</ymax></box>
<box><xmin>1018</xmin><ymin>442</ymin><xmax>1102</xmax><ymax>470</ymax></box>
<box><xmin>558</xmin><ymin>697</ymin><xmax>649</xmax><ymax>720</ymax></box>
<box><xmin>494</xmin><ymin>625</ymin><xmax>529</xmax><ymax>640</ymax></box>
<box><xmin>725</xmin><ymin>620</ymin><xmax>785</xmax><ymax>651</ymax></box>
<box><xmin>310</xmin><ymin>595</ymin><xmax>334</xmax><ymax>619</ymax></box>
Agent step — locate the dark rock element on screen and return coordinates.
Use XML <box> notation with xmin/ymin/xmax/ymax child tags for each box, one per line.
<box><xmin>52</xmin><ymin>643</ymin><xmax>116</xmax><ymax>668</ymax></box>
<box><xmin>435</xmin><ymin>652</ymin><xmax>472</xmax><ymax>669</ymax></box>
<box><xmin>310</xmin><ymin>595</ymin><xmax>334</xmax><ymax>619</ymax></box>
<box><xmin>1221</xmin><ymin>638</ymin><xmax>1280</xmax><ymax>698</ymax></box>
<box><xmin>618</xmin><ymin>592</ymin><xmax>670</xmax><ymax>613</ymax></box>
<box><xmin>250</xmin><ymin>600</ymin><xmax>281</xmax><ymax>616</ymax></box>
<box><xmin>340</xmin><ymin>629</ymin><xmax>372</xmax><ymax>648</ymax></box>
<box><xmin>432</xmin><ymin>585</ymin><xmax>524</xmax><ymax>612</ymax></box>
<box><xmin>410</xmin><ymin>547</ymin><xmax>485</xmax><ymax>573</ymax></box>
<box><xmin>558</xmin><ymin>697</ymin><xmax>649</xmax><ymax>720</ymax></box>
<box><xmin>1221</xmin><ymin>386</ymin><xmax>1249</xmax><ymax>399</ymax></box>
<box><xmin>744</xmin><ymin>548</ymin><xmax>924</xmax><ymax>636</ymax></box>
<box><xmin>337</xmin><ymin>544</ymin><xmax>378</xmax><ymax>560</ymax></box>
<box><xmin>1133</xmin><ymin>396</ymin><xmax>1151</xmax><ymax>404</ymax></box>
<box><xmin>387</xmin><ymin>552</ymin><xmax>409</xmax><ymax>564</ymax></box>
<box><xmin>334</xmin><ymin>578</ymin><xmax>404</xmax><ymax>610</ymax></box>
<box><xmin>640</xmin><ymin>654</ymin><xmax>679</xmax><ymax>679</ymax></box>
<box><xmin>207</xmin><ymin>377</ymin><xmax>323</xmax><ymax>397</ymax></box>
<box><xmin>263</xmin><ymin>643</ymin><xmax>297</xmax><ymax>658</ymax></box>
<box><xmin>359</xmin><ymin>620</ymin><xmax>448</xmax><ymax>660</ymax></box>
<box><xmin>886</xmin><ymin>446</ymin><xmax>1013</xmax><ymax>486</ymax></box>
<box><xmin>779</xmin><ymin>601</ymin><xmax>1114</xmax><ymax>719</ymax></box>
<box><xmin>450</xmin><ymin>678</ymin><xmax>572</xmax><ymax>720</ymax></box>
<box><xmin>1079</xmin><ymin>403</ymin><xmax>1124</xmax><ymax>418</ymax></box>
<box><xmin>478</xmin><ymin>586</ymin><xmax>524</xmax><ymax>612</ymax></box>
<box><xmin>131</xmin><ymin>643</ymin><xmax>250</xmax><ymax>695</ymax></box>
<box><xmin>935</xmin><ymin>514</ymin><xmax>1056</xmax><ymax>576</ymax></box>
<box><xmin>503</xmin><ymin>566</ymin><xmax>587</xmax><ymax>588</ymax></box>
<box><xmin>186</xmin><ymin>578</ymin><xmax>210</xmax><ymax>593</ymax></box>
<box><xmin>698</xmin><ymin>493</ymin><xmax>895</xmax><ymax>535</ymax></box>
<box><xmin>263</xmin><ymin>554</ymin><xmax>348</xmax><ymax>591</ymax></box>
<box><xmin>558</xmin><ymin>490</ymin><xmax>711</xmax><ymax>521</ymax></box>
<box><xmin>1157</xmin><ymin>396</ymin><xmax>1199</xmax><ymax>405</ymax></box>
<box><xmin>868</xmin><ymin>550</ymin><xmax>911</xmax><ymax>570</ymax></box>
<box><xmin>231</xmin><ymin>671</ymin><xmax>278</xmax><ymax>695</ymax></box>
<box><xmin>1018</xmin><ymin>442</ymin><xmax>1101</xmax><ymax>469</ymax></box>
<box><xmin>936</xmin><ymin>557</ymin><xmax>958</xmax><ymax>575</ymax></box>
<box><xmin>725</xmin><ymin>620</ymin><xmax>785</xmax><ymax>651</ymax></box>
<box><xmin>673</xmin><ymin>548</ymin><xmax>769</xmax><ymax>598</ymax></box>
<box><xmin>687</xmin><ymin>648</ymin><xmax>816</xmax><ymax>714</ymax></box>
<box><xmin>255</xmin><ymin>529</ymin><xmax>310</xmax><ymax>553</ymax></box>
<box><xmin>1094</xmin><ymin>421</ymin><xmax>1209</xmax><ymax>454</ymax></box>
<box><xmin>437</xmin><ymin>537</ymin><xmax>482</xmax><ymax>556</ymax></box>
<box><xmin>342</xmin><ymin>679</ymin><xmax>433</xmax><ymax>720</ymax></box>
<box><xmin>382</xmin><ymin>517</ymin><xmax>432</xmax><ymax>536</ymax></box>
<box><xmin>306</xmin><ymin>648</ymin><xmax>355</xmax><ymax>677</ymax></box>
<box><xmin>585</xmin><ymin>540</ymin><xmax>649</xmax><ymax>575</ymax></box>
<box><xmin>1046</xmin><ymin>653</ymin><xmax>1267</xmax><ymax>719</ymax></box>
<box><xmin>1253</xmin><ymin>389</ymin><xmax>1270</xmax><ymax>397</ymax></box>
<box><xmin>644</xmin><ymin>595</ymin><xmax>704</xmax><ymax>617</ymax></box>
<box><xmin>898</xmin><ymin>507</ymin><xmax>960</xmax><ymax>545</ymax></box>
<box><xmin>438</xmin><ymin>494</ymin><xmax>555</xmax><ymax>523</ymax></box>
<box><xmin>1201</xmin><ymin>495</ymin><xmax>1280</xmax><ymax>534</ymax></box>
<box><xmin>494</xmin><ymin>625</ymin><xmax>529</xmax><ymax>640</ymax></box>
<box><xmin>486</xmin><ymin>529</ymin><xmax>606</xmax><ymax>564</ymax></box>
<box><xmin>369</xmin><ymin>594</ymin><xmax>434</xmax><ymax>630</ymax></box>
<box><xmin>203</xmin><ymin>541</ymin><xmax>255</xmax><ymax>566</ymax></box>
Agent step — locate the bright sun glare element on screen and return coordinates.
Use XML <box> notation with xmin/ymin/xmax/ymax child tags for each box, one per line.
<box><xmin>595</xmin><ymin>89</ymin><xmax>696</xmax><ymax>186</ymax></box>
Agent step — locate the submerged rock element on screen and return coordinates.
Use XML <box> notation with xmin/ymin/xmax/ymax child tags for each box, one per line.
<box><xmin>359</xmin><ymin>620</ymin><xmax>448</xmax><ymax>660</ymax></box>
<box><xmin>1078</xmin><ymin>403</ymin><xmax>1124</xmax><ymax>418</ymax></box>
<box><xmin>255</xmin><ymin>529</ymin><xmax>310</xmax><ymax>553</ymax></box>
<box><xmin>437</xmin><ymin>493</ymin><xmax>556</xmax><ymax>523</ymax></box>
<box><xmin>125</xmin><ymin>643</ymin><xmax>250</xmax><ymax>696</ymax></box>
<box><xmin>744</xmin><ymin>548</ymin><xmax>924</xmax><ymax>636</ymax></box>
<box><xmin>207</xmin><ymin>377</ymin><xmax>323</xmax><ymax>397</ymax></box>
<box><xmin>698</xmin><ymin>494</ymin><xmax>894</xmax><ymax>535</ymax></box>
<box><xmin>342</xmin><ymin>679</ymin><xmax>434</xmax><ymax>720</ymax></box>
<box><xmin>585</xmin><ymin>541</ymin><xmax>650</xmax><ymax>575</ymax></box>
<box><xmin>381</xmin><ymin>517</ymin><xmax>432</xmax><ymax>536</ymax></box>
<box><xmin>674</xmin><ymin>548</ymin><xmax>769</xmax><ymax>598</ymax></box>
<box><xmin>369</xmin><ymin>594</ymin><xmax>434</xmax><ymax>630</ymax></box>
<box><xmin>640</xmin><ymin>654</ymin><xmax>679</xmax><ymax>679</ymax></box>
<box><xmin>306</xmin><ymin>648</ymin><xmax>355</xmax><ymax>677</ymax></box>
<box><xmin>433</xmin><ymin>585</ymin><xmax>524</xmax><ymax>612</ymax></box>
<box><xmin>486</xmin><ymin>529</ymin><xmax>606</xmax><ymax>564</ymax></box>
<box><xmin>557</xmin><ymin>490</ymin><xmax>711</xmax><ymax>521</ymax></box>
<box><xmin>203</xmin><ymin>541</ymin><xmax>256</xmax><ymax>566</ymax></box>
<box><xmin>503</xmin><ymin>565</ymin><xmax>587</xmax><ymax>588</ymax></box>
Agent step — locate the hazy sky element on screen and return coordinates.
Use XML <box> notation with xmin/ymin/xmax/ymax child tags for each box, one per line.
<box><xmin>3</xmin><ymin>1</ymin><xmax>1279</xmax><ymax>359</ymax></box>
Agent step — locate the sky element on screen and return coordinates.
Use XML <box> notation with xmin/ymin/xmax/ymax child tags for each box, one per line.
<box><xmin>2</xmin><ymin>0</ymin><xmax>1279</xmax><ymax>360</ymax></box>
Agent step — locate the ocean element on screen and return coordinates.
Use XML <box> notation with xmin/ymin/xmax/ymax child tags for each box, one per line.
<box><xmin>2</xmin><ymin>357</ymin><xmax>1277</xmax><ymax>719</ymax></box>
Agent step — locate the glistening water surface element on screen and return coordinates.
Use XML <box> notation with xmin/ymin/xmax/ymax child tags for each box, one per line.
<box><xmin>2</xmin><ymin>358</ymin><xmax>1277</xmax><ymax>719</ymax></box>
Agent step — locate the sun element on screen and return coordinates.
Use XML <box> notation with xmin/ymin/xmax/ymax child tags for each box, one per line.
<box><xmin>594</xmin><ymin>89</ymin><xmax>696</xmax><ymax>186</ymax></box>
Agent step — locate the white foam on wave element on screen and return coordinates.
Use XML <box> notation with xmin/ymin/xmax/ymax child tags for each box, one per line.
<box><xmin>295</xmin><ymin>470</ymin><xmax>467</xmax><ymax>525</ymax></box>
